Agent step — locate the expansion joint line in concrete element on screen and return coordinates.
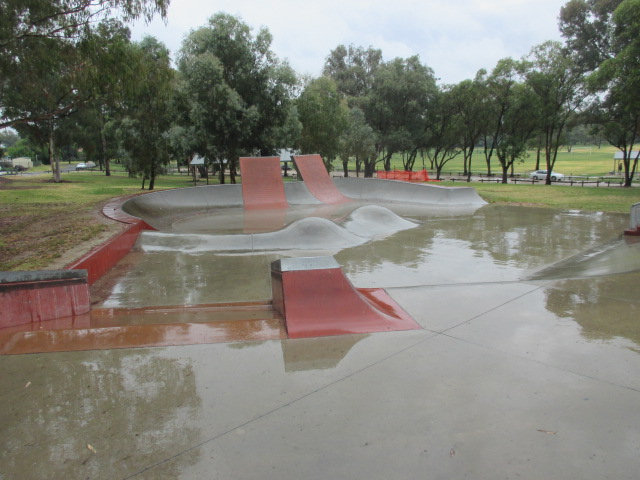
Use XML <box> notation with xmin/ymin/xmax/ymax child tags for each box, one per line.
<box><xmin>121</xmin><ymin>333</ymin><xmax>433</xmax><ymax>479</ymax></box>
<box><xmin>423</xmin><ymin>282</ymin><xmax>640</xmax><ymax>395</ymax></box>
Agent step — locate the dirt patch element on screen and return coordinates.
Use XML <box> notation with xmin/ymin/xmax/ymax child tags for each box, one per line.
<box><xmin>0</xmin><ymin>200</ymin><xmax>126</xmax><ymax>271</ymax></box>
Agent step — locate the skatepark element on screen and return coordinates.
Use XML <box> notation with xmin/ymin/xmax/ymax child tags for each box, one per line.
<box><xmin>1</xmin><ymin>155</ymin><xmax>639</xmax><ymax>479</ymax></box>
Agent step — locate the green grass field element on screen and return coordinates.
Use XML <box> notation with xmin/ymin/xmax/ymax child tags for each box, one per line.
<box><xmin>364</xmin><ymin>144</ymin><xmax>624</xmax><ymax>177</ymax></box>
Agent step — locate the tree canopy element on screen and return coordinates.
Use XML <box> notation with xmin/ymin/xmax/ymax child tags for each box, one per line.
<box><xmin>2</xmin><ymin>1</ymin><xmax>640</xmax><ymax>187</ymax></box>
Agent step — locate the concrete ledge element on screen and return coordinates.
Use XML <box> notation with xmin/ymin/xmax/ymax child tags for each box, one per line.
<box><xmin>0</xmin><ymin>269</ymin><xmax>87</xmax><ymax>284</ymax></box>
<box><xmin>0</xmin><ymin>270</ymin><xmax>90</xmax><ymax>328</ymax></box>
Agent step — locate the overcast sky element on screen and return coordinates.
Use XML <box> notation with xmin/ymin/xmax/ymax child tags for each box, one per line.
<box><xmin>130</xmin><ymin>0</ymin><xmax>569</xmax><ymax>85</ymax></box>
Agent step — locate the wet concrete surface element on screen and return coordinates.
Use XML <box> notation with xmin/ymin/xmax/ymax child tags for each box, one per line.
<box><xmin>2</xmin><ymin>202</ymin><xmax>640</xmax><ymax>479</ymax></box>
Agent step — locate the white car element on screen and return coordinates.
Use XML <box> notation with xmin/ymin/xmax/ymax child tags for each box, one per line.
<box><xmin>76</xmin><ymin>162</ymin><xmax>95</xmax><ymax>171</ymax></box>
<box><xmin>529</xmin><ymin>170</ymin><xmax>564</xmax><ymax>181</ymax></box>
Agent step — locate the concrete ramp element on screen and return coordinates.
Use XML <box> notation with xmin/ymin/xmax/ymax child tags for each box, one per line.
<box><xmin>342</xmin><ymin>205</ymin><xmax>418</xmax><ymax>238</ymax></box>
<box><xmin>292</xmin><ymin>154</ymin><xmax>351</xmax><ymax>204</ymax></box>
<box><xmin>240</xmin><ymin>156</ymin><xmax>289</xmax><ymax>210</ymax></box>
<box><xmin>333</xmin><ymin>177</ymin><xmax>487</xmax><ymax>205</ymax></box>
<box><xmin>271</xmin><ymin>257</ymin><xmax>421</xmax><ymax>338</ymax></box>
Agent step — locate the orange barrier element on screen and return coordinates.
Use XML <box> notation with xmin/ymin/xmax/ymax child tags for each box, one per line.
<box><xmin>292</xmin><ymin>154</ymin><xmax>351</xmax><ymax>204</ymax></box>
<box><xmin>376</xmin><ymin>170</ymin><xmax>435</xmax><ymax>182</ymax></box>
<box><xmin>239</xmin><ymin>156</ymin><xmax>289</xmax><ymax>210</ymax></box>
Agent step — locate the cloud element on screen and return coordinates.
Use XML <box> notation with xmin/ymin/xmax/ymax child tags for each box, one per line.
<box><xmin>130</xmin><ymin>0</ymin><xmax>568</xmax><ymax>84</ymax></box>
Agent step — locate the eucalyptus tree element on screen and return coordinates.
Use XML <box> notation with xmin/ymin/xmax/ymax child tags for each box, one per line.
<box><xmin>449</xmin><ymin>70</ymin><xmax>488</xmax><ymax>180</ymax></box>
<box><xmin>524</xmin><ymin>41</ymin><xmax>587</xmax><ymax>185</ymax></box>
<box><xmin>0</xmin><ymin>0</ymin><xmax>169</xmax><ymax>128</ymax></box>
<box><xmin>338</xmin><ymin>107</ymin><xmax>377</xmax><ymax>177</ymax></box>
<box><xmin>561</xmin><ymin>0</ymin><xmax>640</xmax><ymax>186</ymax></box>
<box><xmin>494</xmin><ymin>83</ymin><xmax>539</xmax><ymax>183</ymax></box>
<box><xmin>295</xmin><ymin>76</ymin><xmax>349</xmax><ymax>171</ymax></box>
<box><xmin>423</xmin><ymin>87</ymin><xmax>463</xmax><ymax>180</ymax></box>
<box><xmin>559</xmin><ymin>0</ymin><xmax>623</xmax><ymax>70</ymax></box>
<box><xmin>361</xmin><ymin>56</ymin><xmax>436</xmax><ymax>173</ymax></box>
<box><xmin>116</xmin><ymin>36</ymin><xmax>174</xmax><ymax>190</ymax></box>
<box><xmin>482</xmin><ymin>58</ymin><xmax>525</xmax><ymax>177</ymax></box>
<box><xmin>323</xmin><ymin>44</ymin><xmax>383</xmax><ymax>103</ymax></box>
<box><xmin>0</xmin><ymin>0</ymin><xmax>169</xmax><ymax>182</ymax></box>
<box><xmin>177</xmin><ymin>13</ymin><xmax>299</xmax><ymax>184</ymax></box>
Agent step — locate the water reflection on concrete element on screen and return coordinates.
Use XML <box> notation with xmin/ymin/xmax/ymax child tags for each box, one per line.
<box><xmin>543</xmin><ymin>271</ymin><xmax>640</xmax><ymax>348</ymax></box>
<box><xmin>95</xmin><ymin>252</ymin><xmax>277</xmax><ymax>308</ymax></box>
<box><xmin>337</xmin><ymin>205</ymin><xmax>629</xmax><ymax>287</ymax></box>
<box><xmin>0</xmin><ymin>349</ymin><xmax>202</xmax><ymax>479</ymax></box>
<box><xmin>281</xmin><ymin>334</ymin><xmax>368</xmax><ymax>372</ymax></box>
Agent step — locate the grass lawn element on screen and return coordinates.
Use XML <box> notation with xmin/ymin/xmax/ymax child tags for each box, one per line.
<box><xmin>370</xmin><ymin>144</ymin><xmax>625</xmax><ymax>177</ymax></box>
<box><xmin>0</xmin><ymin>165</ymin><xmax>637</xmax><ymax>272</ymax></box>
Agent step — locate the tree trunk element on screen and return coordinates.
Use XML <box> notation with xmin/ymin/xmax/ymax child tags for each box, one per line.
<box><xmin>218</xmin><ymin>163</ymin><xmax>225</xmax><ymax>184</ymax></box>
<box><xmin>49</xmin><ymin>119</ymin><xmax>61</xmax><ymax>183</ymax></box>
<box><xmin>363</xmin><ymin>158</ymin><xmax>375</xmax><ymax>178</ymax></box>
<box><xmin>100</xmin><ymin>110</ymin><xmax>111</xmax><ymax>176</ymax></box>
<box><xmin>230</xmin><ymin>163</ymin><xmax>237</xmax><ymax>184</ymax></box>
<box><xmin>501</xmin><ymin>164</ymin><xmax>509</xmax><ymax>184</ymax></box>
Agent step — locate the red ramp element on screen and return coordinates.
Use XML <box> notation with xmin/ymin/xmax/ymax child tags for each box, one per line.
<box><xmin>271</xmin><ymin>257</ymin><xmax>421</xmax><ymax>339</ymax></box>
<box><xmin>240</xmin><ymin>156</ymin><xmax>289</xmax><ymax>210</ymax></box>
<box><xmin>292</xmin><ymin>154</ymin><xmax>351</xmax><ymax>204</ymax></box>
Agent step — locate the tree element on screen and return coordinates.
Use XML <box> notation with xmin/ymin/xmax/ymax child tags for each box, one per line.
<box><xmin>494</xmin><ymin>83</ymin><xmax>538</xmax><ymax>183</ymax></box>
<box><xmin>524</xmin><ymin>41</ymin><xmax>586</xmax><ymax>184</ymax></box>
<box><xmin>116</xmin><ymin>36</ymin><xmax>173</xmax><ymax>190</ymax></box>
<box><xmin>482</xmin><ymin>58</ymin><xmax>524</xmax><ymax>178</ymax></box>
<box><xmin>177</xmin><ymin>13</ymin><xmax>298</xmax><ymax>184</ymax></box>
<box><xmin>570</xmin><ymin>0</ymin><xmax>640</xmax><ymax>186</ymax></box>
<box><xmin>1</xmin><ymin>1</ymin><xmax>169</xmax><ymax>182</ymax></box>
<box><xmin>1</xmin><ymin>0</ymin><xmax>169</xmax><ymax>127</ymax></box>
<box><xmin>1</xmin><ymin>0</ymin><xmax>167</xmax><ymax>56</ymax></box>
<box><xmin>0</xmin><ymin>130</ymin><xmax>19</xmax><ymax>157</ymax></box>
<box><xmin>559</xmin><ymin>0</ymin><xmax>623</xmax><ymax>71</ymax></box>
<box><xmin>338</xmin><ymin>107</ymin><xmax>376</xmax><ymax>177</ymax></box>
<box><xmin>449</xmin><ymin>70</ymin><xmax>488</xmax><ymax>181</ymax></box>
<box><xmin>361</xmin><ymin>55</ymin><xmax>438</xmax><ymax>176</ymax></box>
<box><xmin>323</xmin><ymin>44</ymin><xmax>383</xmax><ymax>102</ymax></box>
<box><xmin>295</xmin><ymin>76</ymin><xmax>349</xmax><ymax>171</ymax></box>
<box><xmin>423</xmin><ymin>87</ymin><xmax>463</xmax><ymax>180</ymax></box>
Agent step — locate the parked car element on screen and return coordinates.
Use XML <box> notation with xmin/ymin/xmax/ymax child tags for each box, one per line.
<box><xmin>529</xmin><ymin>170</ymin><xmax>564</xmax><ymax>181</ymax></box>
<box><xmin>76</xmin><ymin>162</ymin><xmax>95</xmax><ymax>171</ymax></box>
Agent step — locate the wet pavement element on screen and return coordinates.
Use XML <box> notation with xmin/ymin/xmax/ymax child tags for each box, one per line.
<box><xmin>2</xmin><ymin>202</ymin><xmax>640</xmax><ymax>479</ymax></box>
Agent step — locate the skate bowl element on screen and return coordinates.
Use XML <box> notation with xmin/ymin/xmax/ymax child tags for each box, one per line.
<box><xmin>3</xmin><ymin>155</ymin><xmax>640</xmax><ymax>355</ymax></box>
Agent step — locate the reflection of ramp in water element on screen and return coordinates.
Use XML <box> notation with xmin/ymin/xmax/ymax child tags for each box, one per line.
<box><xmin>528</xmin><ymin>236</ymin><xmax>640</xmax><ymax>280</ymax></box>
